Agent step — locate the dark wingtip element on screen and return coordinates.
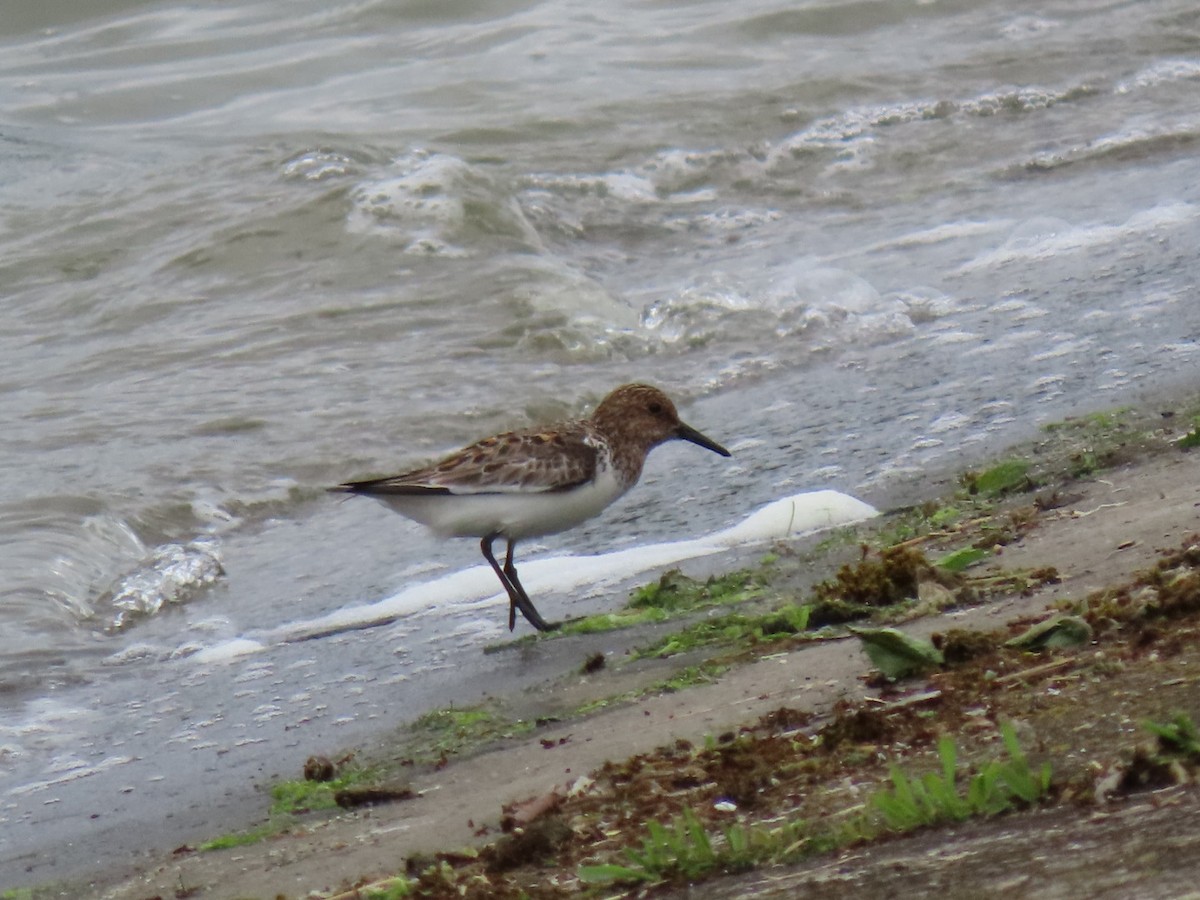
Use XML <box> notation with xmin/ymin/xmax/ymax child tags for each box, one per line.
<box><xmin>329</xmin><ymin>480</ymin><xmax>370</xmax><ymax>495</ymax></box>
<box><xmin>331</xmin><ymin>477</ymin><xmax>452</xmax><ymax>497</ymax></box>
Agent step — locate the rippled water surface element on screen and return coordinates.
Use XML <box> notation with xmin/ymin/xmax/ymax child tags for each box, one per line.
<box><xmin>2</xmin><ymin>0</ymin><xmax>1200</xmax><ymax>885</ymax></box>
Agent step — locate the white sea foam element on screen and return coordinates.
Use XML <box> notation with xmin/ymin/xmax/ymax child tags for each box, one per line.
<box><xmin>1116</xmin><ymin>59</ymin><xmax>1200</xmax><ymax>93</ymax></box>
<box><xmin>8</xmin><ymin>754</ymin><xmax>135</xmax><ymax>796</ymax></box>
<box><xmin>191</xmin><ymin>638</ymin><xmax>267</xmax><ymax>664</ymax></box>
<box><xmin>525</xmin><ymin>170</ymin><xmax>658</xmax><ymax>202</ymax></box>
<box><xmin>186</xmin><ymin>491</ymin><xmax>877</xmax><ymax>661</ymax></box>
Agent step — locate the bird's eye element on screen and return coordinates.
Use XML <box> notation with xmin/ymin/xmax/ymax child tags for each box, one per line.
<box><xmin>647</xmin><ymin>402</ymin><xmax>663</xmax><ymax>415</ymax></box>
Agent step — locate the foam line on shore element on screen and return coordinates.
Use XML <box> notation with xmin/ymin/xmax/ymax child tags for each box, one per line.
<box><xmin>189</xmin><ymin>490</ymin><xmax>877</xmax><ymax>663</ymax></box>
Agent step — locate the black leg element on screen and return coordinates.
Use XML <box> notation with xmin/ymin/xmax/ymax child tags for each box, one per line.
<box><xmin>481</xmin><ymin>534</ymin><xmax>518</xmax><ymax>629</ymax></box>
<box><xmin>503</xmin><ymin>539</ymin><xmax>558</xmax><ymax>632</ymax></box>
<box><xmin>504</xmin><ymin>540</ymin><xmax>517</xmax><ymax>631</ymax></box>
<box><xmin>480</xmin><ymin>535</ymin><xmax>556</xmax><ymax>632</ymax></box>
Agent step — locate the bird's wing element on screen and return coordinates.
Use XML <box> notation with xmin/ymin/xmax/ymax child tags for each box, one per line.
<box><xmin>337</xmin><ymin>425</ymin><xmax>600</xmax><ymax>496</ymax></box>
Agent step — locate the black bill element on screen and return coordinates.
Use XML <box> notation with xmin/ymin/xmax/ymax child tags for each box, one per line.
<box><xmin>676</xmin><ymin>422</ymin><xmax>732</xmax><ymax>457</ymax></box>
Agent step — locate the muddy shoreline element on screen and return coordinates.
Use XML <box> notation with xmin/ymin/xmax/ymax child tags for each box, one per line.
<box><xmin>25</xmin><ymin>390</ymin><xmax>1200</xmax><ymax>899</ymax></box>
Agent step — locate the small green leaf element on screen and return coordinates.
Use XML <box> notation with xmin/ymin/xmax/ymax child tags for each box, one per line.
<box><xmin>849</xmin><ymin>626</ymin><xmax>944</xmax><ymax>680</ymax></box>
<box><xmin>1005</xmin><ymin>615</ymin><xmax>1092</xmax><ymax>651</ymax></box>
<box><xmin>968</xmin><ymin>460</ymin><xmax>1031</xmax><ymax>497</ymax></box>
<box><xmin>934</xmin><ymin>547</ymin><xmax>990</xmax><ymax>572</ymax></box>
<box><xmin>577</xmin><ymin>864</ymin><xmax>655</xmax><ymax>884</ymax></box>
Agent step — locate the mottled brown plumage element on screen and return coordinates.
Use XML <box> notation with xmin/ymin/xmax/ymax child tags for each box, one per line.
<box><xmin>346</xmin><ymin>424</ymin><xmax>600</xmax><ymax>495</ymax></box>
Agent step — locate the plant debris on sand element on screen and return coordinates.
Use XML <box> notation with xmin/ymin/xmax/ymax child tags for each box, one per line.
<box><xmin>384</xmin><ymin>528</ymin><xmax>1200</xmax><ymax>898</ymax></box>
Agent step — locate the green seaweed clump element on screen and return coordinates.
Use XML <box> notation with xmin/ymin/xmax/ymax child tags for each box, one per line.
<box><xmin>629</xmin><ymin>568</ymin><xmax>765</xmax><ymax>612</ymax></box>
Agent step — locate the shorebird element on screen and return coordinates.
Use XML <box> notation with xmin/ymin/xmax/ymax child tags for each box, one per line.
<box><xmin>334</xmin><ymin>384</ymin><xmax>731</xmax><ymax>631</ymax></box>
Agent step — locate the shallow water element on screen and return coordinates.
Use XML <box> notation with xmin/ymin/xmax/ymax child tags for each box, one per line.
<box><xmin>2</xmin><ymin>0</ymin><xmax>1199</xmax><ymax>886</ymax></box>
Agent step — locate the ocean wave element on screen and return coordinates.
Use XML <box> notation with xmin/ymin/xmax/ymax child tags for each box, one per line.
<box><xmin>97</xmin><ymin>538</ymin><xmax>225</xmax><ymax>632</ymax></box>
<box><xmin>1020</xmin><ymin>120</ymin><xmax>1200</xmax><ymax>173</ymax></box>
<box><xmin>347</xmin><ymin>150</ymin><xmax>544</xmax><ymax>256</ymax></box>
<box><xmin>640</xmin><ymin>266</ymin><xmax>914</xmax><ymax>353</ymax></box>
<box><xmin>281</xmin><ymin>148</ymin><xmax>369</xmax><ymax>182</ymax></box>
<box><xmin>1116</xmin><ymin>58</ymin><xmax>1200</xmax><ymax>94</ymax></box>
<box><xmin>956</xmin><ymin>204</ymin><xmax>1199</xmax><ymax>273</ymax></box>
<box><xmin>767</xmin><ymin>81</ymin><xmax>1093</xmax><ymax>172</ymax></box>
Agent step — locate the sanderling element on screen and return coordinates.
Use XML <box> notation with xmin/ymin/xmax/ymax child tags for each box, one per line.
<box><xmin>334</xmin><ymin>383</ymin><xmax>731</xmax><ymax>631</ymax></box>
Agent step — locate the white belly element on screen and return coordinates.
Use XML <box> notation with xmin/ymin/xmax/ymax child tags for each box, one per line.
<box><xmin>371</xmin><ymin>466</ymin><xmax>629</xmax><ymax>540</ymax></box>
